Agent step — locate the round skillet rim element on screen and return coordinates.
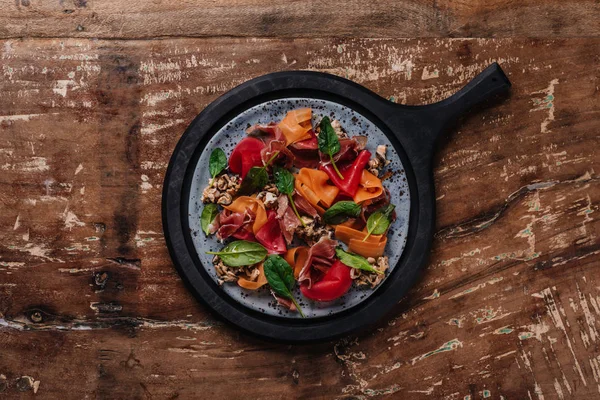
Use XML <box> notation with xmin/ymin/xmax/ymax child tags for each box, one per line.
<box><xmin>163</xmin><ymin>71</ymin><xmax>439</xmax><ymax>343</ymax></box>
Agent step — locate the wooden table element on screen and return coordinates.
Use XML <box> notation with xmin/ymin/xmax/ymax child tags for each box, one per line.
<box><xmin>1</xmin><ymin>1</ymin><xmax>599</xmax><ymax>398</ymax></box>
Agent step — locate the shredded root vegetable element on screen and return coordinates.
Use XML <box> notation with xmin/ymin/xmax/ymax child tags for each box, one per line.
<box><xmin>348</xmin><ymin>237</ymin><xmax>387</xmax><ymax>258</ymax></box>
<box><xmin>353</xmin><ymin>169</ymin><xmax>384</xmax><ymax>204</ymax></box>
<box><xmin>334</xmin><ymin>224</ymin><xmax>387</xmax><ymax>257</ymax></box>
<box><xmin>278</xmin><ymin>108</ymin><xmax>313</xmax><ymax>145</ymax></box>
<box><xmin>296</xmin><ymin>168</ymin><xmax>339</xmax><ymax>208</ymax></box>
<box><xmin>334</xmin><ymin>224</ymin><xmax>383</xmax><ymax>244</ymax></box>
<box><xmin>284</xmin><ymin>246</ymin><xmax>310</xmax><ymax>279</ymax></box>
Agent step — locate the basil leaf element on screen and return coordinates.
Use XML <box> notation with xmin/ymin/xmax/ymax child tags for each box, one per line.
<box><xmin>318</xmin><ymin>117</ymin><xmax>344</xmax><ymax>179</ymax></box>
<box><xmin>263</xmin><ymin>255</ymin><xmax>305</xmax><ymax>317</ymax></box>
<box><xmin>200</xmin><ymin>203</ymin><xmax>219</xmax><ymax>236</ymax></box>
<box><xmin>206</xmin><ymin>240</ymin><xmax>267</xmax><ymax>267</ymax></box>
<box><xmin>364</xmin><ymin>204</ymin><xmax>395</xmax><ymax>241</ymax></box>
<box><xmin>273</xmin><ymin>166</ymin><xmax>294</xmax><ymax>195</ymax></box>
<box><xmin>237</xmin><ymin>166</ymin><xmax>269</xmax><ymax>196</ymax></box>
<box><xmin>335</xmin><ymin>248</ymin><xmax>383</xmax><ymax>275</ymax></box>
<box><xmin>209</xmin><ymin>148</ymin><xmax>227</xmax><ymax>179</ymax></box>
<box><xmin>323</xmin><ymin>201</ymin><xmax>361</xmax><ymax>225</ymax></box>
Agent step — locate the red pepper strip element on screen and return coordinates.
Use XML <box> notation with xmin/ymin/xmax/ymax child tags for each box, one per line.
<box><xmin>228</xmin><ymin>137</ymin><xmax>266</xmax><ymax>179</ymax></box>
<box><xmin>255</xmin><ymin>210</ymin><xmax>287</xmax><ymax>254</ymax></box>
<box><xmin>320</xmin><ymin>150</ymin><xmax>371</xmax><ymax>197</ymax></box>
<box><xmin>300</xmin><ymin>260</ymin><xmax>352</xmax><ymax>301</ymax></box>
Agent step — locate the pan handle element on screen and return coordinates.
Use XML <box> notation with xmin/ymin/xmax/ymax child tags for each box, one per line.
<box><xmin>421</xmin><ymin>62</ymin><xmax>511</xmax><ymax>138</ymax></box>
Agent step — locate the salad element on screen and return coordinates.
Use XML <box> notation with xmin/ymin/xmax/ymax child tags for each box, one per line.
<box><xmin>201</xmin><ymin>108</ymin><xmax>395</xmax><ymax>316</ymax></box>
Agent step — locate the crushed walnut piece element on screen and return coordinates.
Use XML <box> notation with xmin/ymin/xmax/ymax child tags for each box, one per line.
<box><xmin>256</xmin><ymin>190</ymin><xmax>279</xmax><ymax>209</ymax></box>
<box><xmin>331</xmin><ymin>119</ymin><xmax>349</xmax><ymax>139</ymax></box>
<box><xmin>350</xmin><ymin>256</ymin><xmax>389</xmax><ymax>288</ymax></box>
<box><xmin>263</xmin><ymin>183</ymin><xmax>280</xmax><ymax>195</ymax></box>
<box><xmin>294</xmin><ymin>216</ymin><xmax>334</xmax><ymax>246</ymax></box>
<box><xmin>367</xmin><ymin>144</ymin><xmax>390</xmax><ymax>177</ymax></box>
<box><xmin>202</xmin><ymin>173</ymin><xmax>240</xmax><ymax>205</ymax></box>
<box><xmin>213</xmin><ymin>255</ymin><xmax>262</xmax><ymax>286</ymax></box>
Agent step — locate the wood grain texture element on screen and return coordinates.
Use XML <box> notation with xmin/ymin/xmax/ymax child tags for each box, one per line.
<box><xmin>1</xmin><ymin>0</ymin><xmax>599</xmax><ymax>39</ymax></box>
<box><xmin>0</xmin><ymin>37</ymin><xmax>599</xmax><ymax>399</ymax></box>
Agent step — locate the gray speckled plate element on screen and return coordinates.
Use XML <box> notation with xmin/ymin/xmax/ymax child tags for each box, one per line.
<box><xmin>188</xmin><ymin>98</ymin><xmax>410</xmax><ymax>318</ymax></box>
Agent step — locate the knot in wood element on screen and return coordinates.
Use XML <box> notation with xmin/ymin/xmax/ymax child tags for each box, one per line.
<box><xmin>29</xmin><ymin>310</ymin><xmax>44</xmax><ymax>323</ymax></box>
<box><xmin>94</xmin><ymin>271</ymin><xmax>109</xmax><ymax>289</ymax></box>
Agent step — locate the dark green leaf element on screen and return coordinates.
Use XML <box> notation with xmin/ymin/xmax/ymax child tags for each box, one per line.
<box><xmin>209</xmin><ymin>148</ymin><xmax>227</xmax><ymax>179</ymax></box>
<box><xmin>335</xmin><ymin>248</ymin><xmax>383</xmax><ymax>275</ymax></box>
<box><xmin>318</xmin><ymin>117</ymin><xmax>341</xmax><ymax>157</ymax></box>
<box><xmin>206</xmin><ymin>240</ymin><xmax>267</xmax><ymax>267</ymax></box>
<box><xmin>264</xmin><ymin>255</ymin><xmax>305</xmax><ymax>317</ymax></box>
<box><xmin>263</xmin><ymin>255</ymin><xmax>295</xmax><ymax>298</ymax></box>
<box><xmin>273</xmin><ymin>166</ymin><xmax>294</xmax><ymax>195</ymax></box>
<box><xmin>364</xmin><ymin>204</ymin><xmax>395</xmax><ymax>240</ymax></box>
<box><xmin>318</xmin><ymin>117</ymin><xmax>344</xmax><ymax>178</ymax></box>
<box><xmin>237</xmin><ymin>166</ymin><xmax>269</xmax><ymax>195</ymax></box>
<box><xmin>200</xmin><ymin>203</ymin><xmax>219</xmax><ymax>236</ymax></box>
<box><xmin>323</xmin><ymin>201</ymin><xmax>361</xmax><ymax>225</ymax></box>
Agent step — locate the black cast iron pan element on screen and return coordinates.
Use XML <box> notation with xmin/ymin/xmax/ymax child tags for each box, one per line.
<box><xmin>162</xmin><ymin>62</ymin><xmax>511</xmax><ymax>342</ymax></box>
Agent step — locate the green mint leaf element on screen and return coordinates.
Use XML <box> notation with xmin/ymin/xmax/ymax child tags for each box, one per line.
<box><xmin>206</xmin><ymin>240</ymin><xmax>267</xmax><ymax>267</ymax></box>
<box><xmin>335</xmin><ymin>248</ymin><xmax>383</xmax><ymax>275</ymax></box>
<box><xmin>209</xmin><ymin>148</ymin><xmax>227</xmax><ymax>179</ymax></box>
<box><xmin>200</xmin><ymin>203</ymin><xmax>219</xmax><ymax>236</ymax></box>
<box><xmin>323</xmin><ymin>201</ymin><xmax>361</xmax><ymax>225</ymax></box>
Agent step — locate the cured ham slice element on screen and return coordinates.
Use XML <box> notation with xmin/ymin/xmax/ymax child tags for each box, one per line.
<box><xmin>276</xmin><ymin>195</ymin><xmax>301</xmax><ymax>245</ymax></box>
<box><xmin>216</xmin><ymin>209</ymin><xmax>255</xmax><ymax>240</ymax></box>
<box><xmin>298</xmin><ymin>236</ymin><xmax>337</xmax><ymax>288</ymax></box>
<box><xmin>255</xmin><ymin>210</ymin><xmax>287</xmax><ymax>254</ymax></box>
<box><xmin>224</xmin><ymin>196</ymin><xmax>267</xmax><ymax>234</ymax></box>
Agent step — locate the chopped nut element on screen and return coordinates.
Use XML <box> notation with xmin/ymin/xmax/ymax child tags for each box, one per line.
<box><xmin>217</xmin><ymin>193</ymin><xmax>233</xmax><ymax>205</ymax></box>
<box><xmin>351</xmin><ymin>256</ymin><xmax>390</xmax><ymax>288</ymax></box>
<box><xmin>213</xmin><ymin>256</ymin><xmax>262</xmax><ymax>286</ymax></box>
<box><xmin>366</xmin><ymin>144</ymin><xmax>390</xmax><ymax>177</ymax></box>
<box><xmin>249</xmin><ymin>268</ymin><xmax>260</xmax><ymax>281</ymax></box>
<box><xmin>376</xmin><ymin>145</ymin><xmax>389</xmax><ymax>165</ymax></box>
<box><xmin>264</xmin><ymin>183</ymin><xmax>280</xmax><ymax>195</ymax></box>
<box><xmin>367</xmin><ymin>159</ymin><xmax>380</xmax><ymax>177</ymax></box>
<box><xmin>216</xmin><ymin>179</ymin><xmax>228</xmax><ymax>191</ymax></box>
<box><xmin>256</xmin><ymin>191</ymin><xmax>278</xmax><ymax>208</ymax></box>
<box><xmin>331</xmin><ymin>119</ymin><xmax>348</xmax><ymax>139</ymax></box>
<box><xmin>201</xmin><ymin>173</ymin><xmax>240</xmax><ymax>204</ymax></box>
<box><xmin>202</xmin><ymin>186</ymin><xmax>219</xmax><ymax>203</ymax></box>
<box><xmin>295</xmin><ymin>217</ymin><xmax>333</xmax><ymax>246</ymax></box>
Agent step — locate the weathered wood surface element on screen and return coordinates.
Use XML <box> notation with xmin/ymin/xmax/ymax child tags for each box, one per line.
<box><xmin>1</xmin><ymin>0</ymin><xmax>600</xmax><ymax>39</ymax></box>
<box><xmin>0</xmin><ymin>37</ymin><xmax>599</xmax><ymax>399</ymax></box>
